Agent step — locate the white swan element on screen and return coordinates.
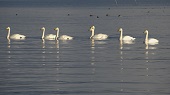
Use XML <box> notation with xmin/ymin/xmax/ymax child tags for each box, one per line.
<box><xmin>41</xmin><ymin>27</ymin><xmax>56</xmax><ymax>40</ymax></box>
<box><xmin>118</xmin><ymin>28</ymin><xmax>136</xmax><ymax>41</ymax></box>
<box><xmin>54</xmin><ymin>27</ymin><xmax>73</xmax><ymax>40</ymax></box>
<box><xmin>6</xmin><ymin>27</ymin><xmax>26</xmax><ymax>40</ymax></box>
<box><xmin>144</xmin><ymin>30</ymin><xmax>159</xmax><ymax>45</ymax></box>
<box><xmin>89</xmin><ymin>26</ymin><xmax>108</xmax><ymax>40</ymax></box>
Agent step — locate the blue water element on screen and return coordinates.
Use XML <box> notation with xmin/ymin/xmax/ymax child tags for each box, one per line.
<box><xmin>0</xmin><ymin>5</ymin><xmax>170</xmax><ymax>95</ymax></box>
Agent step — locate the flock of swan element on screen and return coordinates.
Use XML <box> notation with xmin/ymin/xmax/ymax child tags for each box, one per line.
<box><xmin>6</xmin><ymin>26</ymin><xmax>159</xmax><ymax>45</ymax></box>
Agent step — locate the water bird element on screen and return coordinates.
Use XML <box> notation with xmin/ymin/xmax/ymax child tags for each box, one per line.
<box><xmin>6</xmin><ymin>27</ymin><xmax>26</xmax><ymax>40</ymax></box>
<box><xmin>89</xmin><ymin>14</ymin><xmax>93</xmax><ymax>17</ymax></box>
<box><xmin>118</xmin><ymin>28</ymin><xmax>136</xmax><ymax>41</ymax></box>
<box><xmin>144</xmin><ymin>30</ymin><xmax>159</xmax><ymax>45</ymax></box>
<box><xmin>89</xmin><ymin>26</ymin><xmax>108</xmax><ymax>40</ymax></box>
<box><xmin>41</xmin><ymin>27</ymin><xmax>56</xmax><ymax>40</ymax></box>
<box><xmin>54</xmin><ymin>27</ymin><xmax>73</xmax><ymax>40</ymax></box>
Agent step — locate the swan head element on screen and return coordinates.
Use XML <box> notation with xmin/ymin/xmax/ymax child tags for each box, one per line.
<box><xmin>54</xmin><ymin>27</ymin><xmax>59</xmax><ymax>31</ymax></box>
<box><xmin>41</xmin><ymin>27</ymin><xmax>45</xmax><ymax>31</ymax></box>
<box><xmin>6</xmin><ymin>27</ymin><xmax>10</xmax><ymax>30</ymax></box>
<box><xmin>144</xmin><ymin>30</ymin><xmax>149</xmax><ymax>34</ymax></box>
<box><xmin>90</xmin><ymin>26</ymin><xmax>95</xmax><ymax>32</ymax></box>
<box><xmin>118</xmin><ymin>28</ymin><xmax>123</xmax><ymax>32</ymax></box>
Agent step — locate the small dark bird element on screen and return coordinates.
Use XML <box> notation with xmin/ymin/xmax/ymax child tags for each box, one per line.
<box><xmin>90</xmin><ymin>14</ymin><xmax>93</xmax><ymax>17</ymax></box>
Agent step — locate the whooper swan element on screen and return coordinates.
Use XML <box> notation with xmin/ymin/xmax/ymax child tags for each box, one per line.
<box><xmin>41</xmin><ymin>27</ymin><xmax>56</xmax><ymax>40</ymax></box>
<box><xmin>6</xmin><ymin>27</ymin><xmax>26</xmax><ymax>40</ymax></box>
<box><xmin>118</xmin><ymin>28</ymin><xmax>136</xmax><ymax>41</ymax></box>
<box><xmin>89</xmin><ymin>26</ymin><xmax>108</xmax><ymax>40</ymax></box>
<box><xmin>144</xmin><ymin>30</ymin><xmax>159</xmax><ymax>45</ymax></box>
<box><xmin>54</xmin><ymin>27</ymin><xmax>73</xmax><ymax>40</ymax></box>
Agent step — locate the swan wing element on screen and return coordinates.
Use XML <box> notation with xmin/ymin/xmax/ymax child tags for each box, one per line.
<box><xmin>123</xmin><ymin>40</ymin><xmax>135</xmax><ymax>44</ymax></box>
<box><xmin>123</xmin><ymin>36</ymin><xmax>135</xmax><ymax>41</ymax></box>
<box><xmin>45</xmin><ymin>34</ymin><xmax>56</xmax><ymax>40</ymax></box>
<box><xmin>148</xmin><ymin>38</ymin><xmax>159</xmax><ymax>45</ymax></box>
<box><xmin>10</xmin><ymin>34</ymin><xmax>26</xmax><ymax>40</ymax></box>
<box><xmin>59</xmin><ymin>35</ymin><xmax>73</xmax><ymax>40</ymax></box>
<box><xmin>93</xmin><ymin>33</ymin><xmax>108</xmax><ymax>40</ymax></box>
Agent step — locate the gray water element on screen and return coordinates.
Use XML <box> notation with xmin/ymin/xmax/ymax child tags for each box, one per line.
<box><xmin>0</xmin><ymin>6</ymin><xmax>170</xmax><ymax>95</ymax></box>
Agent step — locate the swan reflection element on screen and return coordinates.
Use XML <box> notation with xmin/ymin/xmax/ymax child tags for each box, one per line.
<box><xmin>91</xmin><ymin>39</ymin><xmax>95</xmax><ymax>65</ymax></box>
<box><xmin>42</xmin><ymin>39</ymin><xmax>60</xmax><ymax>49</ymax></box>
<box><xmin>42</xmin><ymin>39</ymin><xmax>45</xmax><ymax>48</ymax></box>
<box><xmin>56</xmin><ymin>40</ymin><xmax>60</xmax><ymax>61</ymax></box>
<box><xmin>7</xmin><ymin>47</ymin><xmax>11</xmax><ymax>62</ymax></box>
<box><xmin>119</xmin><ymin>40</ymin><xmax>135</xmax><ymax>50</ymax></box>
<box><xmin>90</xmin><ymin>39</ymin><xmax>96</xmax><ymax>82</ymax></box>
<box><xmin>145</xmin><ymin>43</ymin><xmax>157</xmax><ymax>50</ymax></box>
<box><xmin>56</xmin><ymin>40</ymin><xmax>60</xmax><ymax>49</ymax></box>
<box><xmin>7</xmin><ymin>38</ymin><xmax>11</xmax><ymax>48</ymax></box>
<box><xmin>7</xmin><ymin>38</ymin><xmax>11</xmax><ymax>62</ymax></box>
<box><xmin>119</xmin><ymin>40</ymin><xmax>135</xmax><ymax>63</ymax></box>
<box><xmin>145</xmin><ymin>43</ymin><xmax>157</xmax><ymax>63</ymax></box>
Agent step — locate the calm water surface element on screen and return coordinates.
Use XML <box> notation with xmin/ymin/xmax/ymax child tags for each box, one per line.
<box><xmin>0</xmin><ymin>6</ymin><xmax>170</xmax><ymax>95</ymax></box>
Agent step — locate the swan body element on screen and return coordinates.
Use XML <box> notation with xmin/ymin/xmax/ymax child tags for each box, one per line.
<box><xmin>44</xmin><ymin>34</ymin><xmax>56</xmax><ymax>40</ymax></box>
<box><xmin>144</xmin><ymin>30</ymin><xmax>159</xmax><ymax>45</ymax></box>
<box><xmin>118</xmin><ymin>28</ymin><xmax>135</xmax><ymax>41</ymax></box>
<box><xmin>58</xmin><ymin>35</ymin><xmax>73</xmax><ymax>40</ymax></box>
<box><xmin>89</xmin><ymin>26</ymin><xmax>108</xmax><ymax>40</ymax></box>
<box><xmin>54</xmin><ymin>27</ymin><xmax>73</xmax><ymax>40</ymax></box>
<box><xmin>6</xmin><ymin>27</ymin><xmax>26</xmax><ymax>40</ymax></box>
<box><xmin>41</xmin><ymin>27</ymin><xmax>56</xmax><ymax>40</ymax></box>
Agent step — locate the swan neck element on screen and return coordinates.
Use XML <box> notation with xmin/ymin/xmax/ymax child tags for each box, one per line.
<box><xmin>120</xmin><ymin>30</ymin><xmax>123</xmax><ymax>40</ymax></box>
<box><xmin>7</xmin><ymin>28</ymin><xmax>10</xmax><ymax>39</ymax></box>
<box><xmin>119</xmin><ymin>40</ymin><xmax>123</xmax><ymax>49</ymax></box>
<box><xmin>56</xmin><ymin>29</ymin><xmax>59</xmax><ymax>39</ymax></box>
<box><xmin>145</xmin><ymin>32</ymin><xmax>148</xmax><ymax>43</ymax></box>
<box><xmin>90</xmin><ymin>29</ymin><xmax>95</xmax><ymax>39</ymax></box>
<box><xmin>42</xmin><ymin>29</ymin><xmax>45</xmax><ymax>39</ymax></box>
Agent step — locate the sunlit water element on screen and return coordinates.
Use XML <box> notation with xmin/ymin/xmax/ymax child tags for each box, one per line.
<box><xmin>0</xmin><ymin>6</ymin><xmax>170</xmax><ymax>95</ymax></box>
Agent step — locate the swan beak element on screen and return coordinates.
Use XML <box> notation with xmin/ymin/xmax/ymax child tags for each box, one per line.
<box><xmin>88</xmin><ymin>28</ymin><xmax>92</xmax><ymax>32</ymax></box>
<box><xmin>6</xmin><ymin>27</ymin><xmax>9</xmax><ymax>30</ymax></box>
<box><xmin>118</xmin><ymin>28</ymin><xmax>123</xmax><ymax>32</ymax></box>
<box><xmin>89</xmin><ymin>30</ymin><xmax>92</xmax><ymax>32</ymax></box>
<box><xmin>117</xmin><ymin>29</ymin><xmax>120</xmax><ymax>32</ymax></box>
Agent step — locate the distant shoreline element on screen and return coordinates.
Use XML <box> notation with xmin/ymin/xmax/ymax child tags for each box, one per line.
<box><xmin>0</xmin><ymin>0</ymin><xmax>169</xmax><ymax>8</ymax></box>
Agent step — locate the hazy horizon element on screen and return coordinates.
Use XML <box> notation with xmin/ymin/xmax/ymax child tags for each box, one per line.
<box><xmin>0</xmin><ymin>0</ymin><xmax>170</xmax><ymax>7</ymax></box>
